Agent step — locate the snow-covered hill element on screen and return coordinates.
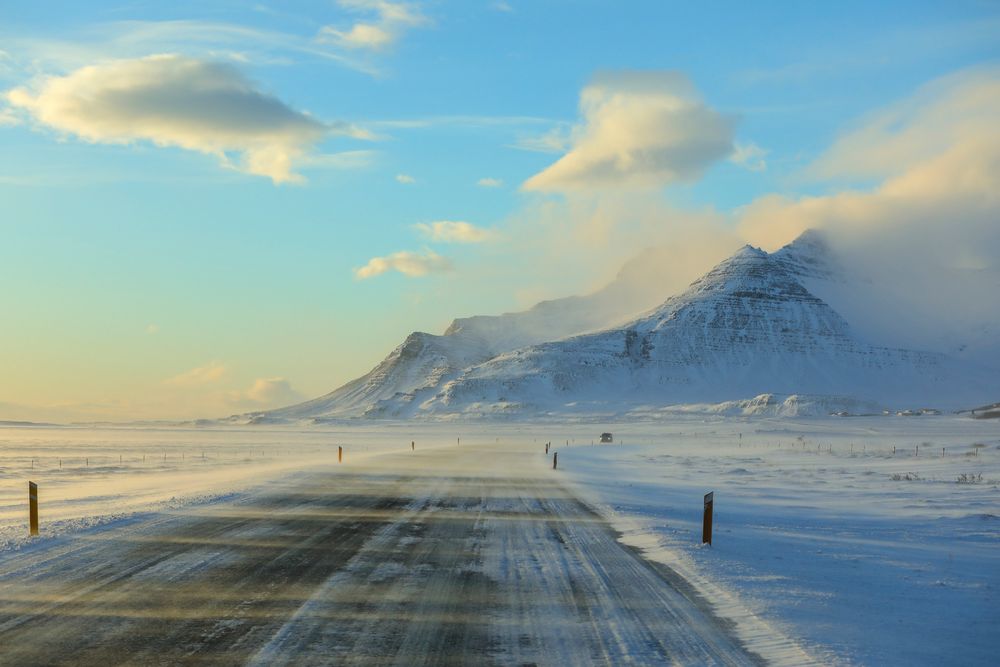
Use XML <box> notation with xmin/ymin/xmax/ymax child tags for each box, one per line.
<box><xmin>259</xmin><ymin>248</ymin><xmax>680</xmax><ymax>421</ymax></box>
<box><xmin>252</xmin><ymin>233</ymin><xmax>997</xmax><ymax>421</ymax></box>
<box><xmin>775</xmin><ymin>230</ymin><xmax>1000</xmax><ymax>367</ymax></box>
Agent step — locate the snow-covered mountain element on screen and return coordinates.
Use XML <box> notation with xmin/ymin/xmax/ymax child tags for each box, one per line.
<box><xmin>252</xmin><ymin>232</ymin><xmax>997</xmax><ymax>422</ymax></box>
<box><xmin>775</xmin><ymin>230</ymin><xmax>1000</xmax><ymax>366</ymax></box>
<box><xmin>260</xmin><ymin>248</ymin><xmax>679</xmax><ymax>421</ymax></box>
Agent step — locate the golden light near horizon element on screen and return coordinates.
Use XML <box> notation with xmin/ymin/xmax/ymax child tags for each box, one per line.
<box><xmin>0</xmin><ymin>3</ymin><xmax>997</xmax><ymax>423</ymax></box>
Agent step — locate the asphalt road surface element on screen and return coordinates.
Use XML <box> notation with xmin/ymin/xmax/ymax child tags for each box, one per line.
<box><xmin>0</xmin><ymin>444</ymin><xmax>762</xmax><ymax>666</ymax></box>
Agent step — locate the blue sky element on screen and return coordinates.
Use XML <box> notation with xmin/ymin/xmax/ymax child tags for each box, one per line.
<box><xmin>1</xmin><ymin>1</ymin><xmax>998</xmax><ymax>420</ymax></box>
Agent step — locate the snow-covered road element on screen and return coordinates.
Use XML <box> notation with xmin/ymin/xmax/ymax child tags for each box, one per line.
<box><xmin>0</xmin><ymin>443</ymin><xmax>758</xmax><ymax>666</ymax></box>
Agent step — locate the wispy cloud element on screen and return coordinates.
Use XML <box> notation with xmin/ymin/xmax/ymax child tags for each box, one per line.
<box><xmin>730</xmin><ymin>142</ymin><xmax>767</xmax><ymax>172</ymax></box>
<box><xmin>737</xmin><ymin>67</ymin><xmax>1000</xmax><ymax>353</ymax></box>
<box><xmin>808</xmin><ymin>67</ymin><xmax>1000</xmax><ymax>182</ymax></box>
<box><xmin>355</xmin><ymin>249</ymin><xmax>452</xmax><ymax>279</ymax></box>
<box><xmin>414</xmin><ymin>220</ymin><xmax>497</xmax><ymax>243</ymax></box>
<box><xmin>741</xmin><ymin>67</ymin><xmax>1000</xmax><ymax>251</ymax></box>
<box><xmin>510</xmin><ymin>125</ymin><xmax>572</xmax><ymax>153</ymax></box>
<box><xmin>0</xmin><ymin>106</ymin><xmax>18</xmax><ymax>126</ymax></box>
<box><xmin>523</xmin><ymin>71</ymin><xmax>735</xmax><ymax>192</ymax></box>
<box><xmin>6</xmin><ymin>55</ymin><xmax>372</xmax><ymax>184</ymax></box>
<box><xmin>145</xmin><ymin>324</ymin><xmax>160</xmax><ymax>335</ymax></box>
<box><xmin>738</xmin><ymin>18</ymin><xmax>1000</xmax><ymax>88</ymax></box>
<box><xmin>0</xmin><ymin>20</ymin><xmax>381</xmax><ymax>76</ymax></box>
<box><xmin>164</xmin><ymin>361</ymin><xmax>227</xmax><ymax>387</ymax></box>
<box><xmin>477</xmin><ymin>177</ymin><xmax>503</xmax><ymax>187</ymax></box>
<box><xmin>319</xmin><ymin>1</ymin><xmax>429</xmax><ymax>52</ymax></box>
<box><xmin>396</xmin><ymin>173</ymin><xmax>416</xmax><ymax>184</ymax></box>
<box><xmin>227</xmin><ymin>377</ymin><xmax>303</xmax><ymax>408</ymax></box>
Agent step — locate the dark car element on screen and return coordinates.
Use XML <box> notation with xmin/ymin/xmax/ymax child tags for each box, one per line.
<box><xmin>600</xmin><ymin>432</ymin><xmax>613</xmax><ymax>443</ymax></box>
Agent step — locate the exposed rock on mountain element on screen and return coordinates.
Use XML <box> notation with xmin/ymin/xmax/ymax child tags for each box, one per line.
<box><xmin>252</xmin><ymin>232</ymin><xmax>997</xmax><ymax>421</ymax></box>
<box><xmin>262</xmin><ymin>247</ymin><xmax>680</xmax><ymax>420</ymax></box>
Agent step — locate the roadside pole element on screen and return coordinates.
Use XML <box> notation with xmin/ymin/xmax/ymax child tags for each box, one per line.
<box><xmin>28</xmin><ymin>482</ymin><xmax>39</xmax><ymax>537</ymax></box>
<box><xmin>702</xmin><ymin>492</ymin><xmax>713</xmax><ymax>546</ymax></box>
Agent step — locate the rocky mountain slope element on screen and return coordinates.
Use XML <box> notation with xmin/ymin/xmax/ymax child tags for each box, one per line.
<box><xmin>261</xmin><ymin>248</ymin><xmax>678</xmax><ymax>421</ymax></box>
<box><xmin>251</xmin><ymin>232</ymin><xmax>997</xmax><ymax>422</ymax></box>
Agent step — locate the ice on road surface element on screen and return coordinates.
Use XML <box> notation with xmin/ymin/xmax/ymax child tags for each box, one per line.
<box><xmin>0</xmin><ymin>438</ymin><xmax>759</xmax><ymax>666</ymax></box>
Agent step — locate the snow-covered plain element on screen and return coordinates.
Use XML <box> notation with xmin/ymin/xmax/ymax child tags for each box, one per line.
<box><xmin>553</xmin><ymin>416</ymin><xmax>1000</xmax><ymax>666</ymax></box>
<box><xmin>0</xmin><ymin>425</ymin><xmax>419</xmax><ymax>552</ymax></box>
<box><xmin>1</xmin><ymin>417</ymin><xmax>997</xmax><ymax>665</ymax></box>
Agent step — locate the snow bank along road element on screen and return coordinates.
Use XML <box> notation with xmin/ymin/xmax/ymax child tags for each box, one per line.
<box><xmin>0</xmin><ymin>443</ymin><xmax>760</xmax><ymax>665</ymax></box>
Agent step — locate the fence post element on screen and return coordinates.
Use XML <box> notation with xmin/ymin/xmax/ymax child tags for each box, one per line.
<box><xmin>338</xmin><ymin>446</ymin><xmax>343</xmax><ymax>463</ymax></box>
<box><xmin>553</xmin><ymin>452</ymin><xmax>558</xmax><ymax>470</ymax></box>
<box><xmin>411</xmin><ymin>440</ymin><xmax>415</xmax><ymax>451</ymax></box>
<box><xmin>702</xmin><ymin>492</ymin><xmax>714</xmax><ymax>546</ymax></box>
<box><xmin>28</xmin><ymin>482</ymin><xmax>39</xmax><ymax>537</ymax></box>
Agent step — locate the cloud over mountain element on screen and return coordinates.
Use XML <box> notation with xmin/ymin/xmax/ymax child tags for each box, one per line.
<box><xmin>739</xmin><ymin>67</ymin><xmax>1000</xmax><ymax>356</ymax></box>
<box><xmin>523</xmin><ymin>71</ymin><xmax>734</xmax><ymax>192</ymax></box>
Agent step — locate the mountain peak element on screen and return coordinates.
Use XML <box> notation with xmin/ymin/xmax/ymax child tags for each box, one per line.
<box><xmin>773</xmin><ymin>228</ymin><xmax>839</xmax><ymax>281</ymax></box>
<box><xmin>259</xmin><ymin>230</ymin><xmax>996</xmax><ymax>421</ymax></box>
<box><xmin>672</xmin><ymin>241</ymin><xmax>808</xmax><ymax>306</ymax></box>
<box><xmin>735</xmin><ymin>243</ymin><xmax>767</xmax><ymax>257</ymax></box>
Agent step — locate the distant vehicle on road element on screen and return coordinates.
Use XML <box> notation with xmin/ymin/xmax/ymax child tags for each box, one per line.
<box><xmin>600</xmin><ymin>432</ymin><xmax>613</xmax><ymax>444</ymax></box>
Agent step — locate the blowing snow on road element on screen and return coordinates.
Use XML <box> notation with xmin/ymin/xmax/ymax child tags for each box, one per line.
<box><xmin>0</xmin><ymin>442</ymin><xmax>760</xmax><ymax>666</ymax></box>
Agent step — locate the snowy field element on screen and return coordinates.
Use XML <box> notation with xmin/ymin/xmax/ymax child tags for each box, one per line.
<box><xmin>1</xmin><ymin>417</ymin><xmax>998</xmax><ymax>665</ymax></box>
<box><xmin>0</xmin><ymin>425</ymin><xmax>441</xmax><ymax>552</ymax></box>
<box><xmin>551</xmin><ymin>416</ymin><xmax>1000</xmax><ymax>666</ymax></box>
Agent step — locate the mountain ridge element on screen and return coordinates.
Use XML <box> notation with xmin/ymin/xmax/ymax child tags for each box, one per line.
<box><xmin>245</xmin><ymin>231</ymin><xmax>997</xmax><ymax>422</ymax></box>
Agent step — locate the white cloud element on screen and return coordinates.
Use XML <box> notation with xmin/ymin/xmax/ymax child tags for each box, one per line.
<box><xmin>523</xmin><ymin>71</ymin><xmax>734</xmax><ymax>192</ymax></box>
<box><xmin>228</xmin><ymin>377</ymin><xmax>303</xmax><ymax>408</ymax></box>
<box><xmin>319</xmin><ymin>1</ymin><xmax>429</xmax><ymax>52</ymax></box>
<box><xmin>6</xmin><ymin>55</ymin><xmax>370</xmax><ymax>183</ymax></box>
<box><xmin>145</xmin><ymin>323</ymin><xmax>159</xmax><ymax>335</ymax></box>
<box><xmin>493</xmin><ymin>2</ymin><xmax>514</xmax><ymax>11</ymax></box>
<box><xmin>0</xmin><ymin>106</ymin><xmax>18</xmax><ymax>127</ymax></box>
<box><xmin>477</xmin><ymin>177</ymin><xmax>503</xmax><ymax>187</ymax></box>
<box><xmin>512</xmin><ymin>125</ymin><xmax>571</xmax><ymax>154</ymax></box>
<box><xmin>737</xmin><ymin>68</ymin><xmax>1000</xmax><ymax>355</ymax></box>
<box><xmin>809</xmin><ymin>67</ymin><xmax>1000</xmax><ymax>182</ymax></box>
<box><xmin>729</xmin><ymin>141</ymin><xmax>767</xmax><ymax>172</ymax></box>
<box><xmin>164</xmin><ymin>361</ymin><xmax>227</xmax><ymax>386</ymax></box>
<box><xmin>740</xmin><ymin>68</ymin><xmax>1000</xmax><ymax>251</ymax></box>
<box><xmin>414</xmin><ymin>220</ymin><xmax>497</xmax><ymax>243</ymax></box>
<box><xmin>355</xmin><ymin>249</ymin><xmax>452</xmax><ymax>279</ymax></box>
<box><xmin>396</xmin><ymin>173</ymin><xmax>416</xmax><ymax>184</ymax></box>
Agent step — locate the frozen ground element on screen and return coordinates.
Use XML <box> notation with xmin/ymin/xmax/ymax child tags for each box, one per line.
<box><xmin>550</xmin><ymin>416</ymin><xmax>1000</xmax><ymax>666</ymax></box>
<box><xmin>0</xmin><ymin>431</ymin><xmax>756</xmax><ymax>665</ymax></box>
<box><xmin>0</xmin><ymin>417</ymin><xmax>997</xmax><ymax>665</ymax></box>
<box><xmin>0</xmin><ymin>425</ymin><xmax>426</xmax><ymax>552</ymax></box>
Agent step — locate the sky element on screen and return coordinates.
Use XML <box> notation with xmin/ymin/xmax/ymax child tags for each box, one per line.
<box><xmin>1</xmin><ymin>1</ymin><xmax>998</xmax><ymax>421</ymax></box>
